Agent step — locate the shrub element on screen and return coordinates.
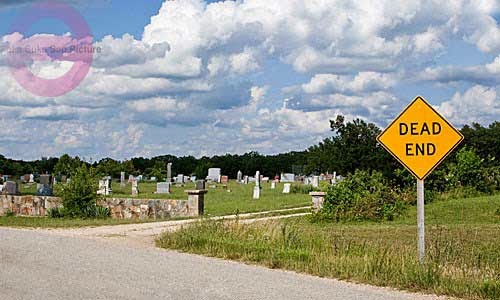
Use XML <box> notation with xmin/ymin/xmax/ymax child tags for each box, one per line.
<box><xmin>4</xmin><ymin>209</ymin><xmax>15</xmax><ymax>217</ymax></box>
<box><xmin>291</xmin><ymin>184</ymin><xmax>315</xmax><ymax>194</ymax></box>
<box><xmin>315</xmin><ymin>170</ymin><xmax>409</xmax><ymax>222</ymax></box>
<box><xmin>47</xmin><ymin>207</ymin><xmax>65</xmax><ymax>218</ymax></box>
<box><xmin>56</xmin><ymin>165</ymin><xmax>102</xmax><ymax>218</ymax></box>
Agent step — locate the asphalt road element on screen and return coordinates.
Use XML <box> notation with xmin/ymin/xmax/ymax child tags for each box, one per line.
<box><xmin>0</xmin><ymin>228</ymin><xmax>445</xmax><ymax>300</ymax></box>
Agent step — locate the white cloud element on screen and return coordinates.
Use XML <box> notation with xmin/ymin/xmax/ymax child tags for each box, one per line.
<box><xmin>439</xmin><ymin>85</ymin><xmax>499</xmax><ymax>126</ymax></box>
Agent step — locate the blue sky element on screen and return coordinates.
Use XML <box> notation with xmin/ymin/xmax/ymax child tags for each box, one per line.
<box><xmin>0</xmin><ymin>0</ymin><xmax>498</xmax><ymax>160</ymax></box>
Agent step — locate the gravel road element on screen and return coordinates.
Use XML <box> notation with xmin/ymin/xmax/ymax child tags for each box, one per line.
<box><xmin>0</xmin><ymin>227</ymin><xmax>449</xmax><ymax>300</ymax></box>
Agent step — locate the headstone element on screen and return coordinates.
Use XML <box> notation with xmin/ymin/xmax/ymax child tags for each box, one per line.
<box><xmin>156</xmin><ymin>182</ymin><xmax>171</xmax><ymax>194</ymax></box>
<box><xmin>128</xmin><ymin>174</ymin><xmax>135</xmax><ymax>183</ymax></box>
<box><xmin>237</xmin><ymin>170</ymin><xmax>242</xmax><ymax>183</ymax></box>
<box><xmin>271</xmin><ymin>182</ymin><xmax>276</xmax><ymax>189</ymax></box>
<box><xmin>304</xmin><ymin>177</ymin><xmax>311</xmax><ymax>185</ymax></box>
<box><xmin>262</xmin><ymin>177</ymin><xmax>269</xmax><ymax>183</ymax></box>
<box><xmin>243</xmin><ymin>176</ymin><xmax>249</xmax><ymax>184</ymax></box>
<box><xmin>207</xmin><ymin>168</ymin><xmax>222</xmax><ymax>182</ymax></box>
<box><xmin>136</xmin><ymin>175</ymin><xmax>143</xmax><ymax>182</ymax></box>
<box><xmin>40</xmin><ymin>174</ymin><xmax>51</xmax><ymax>185</ymax></box>
<box><xmin>280</xmin><ymin>173</ymin><xmax>295</xmax><ymax>182</ymax></box>
<box><xmin>23</xmin><ymin>174</ymin><xmax>30</xmax><ymax>183</ymax></box>
<box><xmin>36</xmin><ymin>183</ymin><xmax>53</xmax><ymax>196</ymax></box>
<box><xmin>195</xmin><ymin>180</ymin><xmax>206</xmax><ymax>190</ymax></box>
<box><xmin>120</xmin><ymin>172</ymin><xmax>126</xmax><ymax>188</ymax></box>
<box><xmin>253</xmin><ymin>171</ymin><xmax>261</xmax><ymax>199</ymax></box>
<box><xmin>3</xmin><ymin>181</ymin><xmax>18</xmax><ymax>195</ymax></box>
<box><xmin>151</xmin><ymin>176</ymin><xmax>157</xmax><ymax>182</ymax></box>
<box><xmin>312</xmin><ymin>176</ymin><xmax>320</xmax><ymax>188</ymax></box>
<box><xmin>283</xmin><ymin>183</ymin><xmax>291</xmax><ymax>194</ymax></box>
<box><xmin>29</xmin><ymin>174</ymin><xmax>34</xmax><ymax>183</ymax></box>
<box><xmin>191</xmin><ymin>176</ymin><xmax>197</xmax><ymax>182</ymax></box>
<box><xmin>97</xmin><ymin>178</ymin><xmax>112</xmax><ymax>195</ymax></box>
<box><xmin>131</xmin><ymin>179</ymin><xmax>139</xmax><ymax>196</ymax></box>
<box><xmin>332</xmin><ymin>171</ymin><xmax>337</xmax><ymax>184</ymax></box>
<box><xmin>167</xmin><ymin>163</ymin><xmax>172</xmax><ymax>182</ymax></box>
<box><xmin>176</xmin><ymin>174</ymin><xmax>184</xmax><ymax>185</ymax></box>
<box><xmin>221</xmin><ymin>176</ymin><xmax>229</xmax><ymax>184</ymax></box>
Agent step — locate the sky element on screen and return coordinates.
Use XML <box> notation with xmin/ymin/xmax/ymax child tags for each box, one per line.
<box><xmin>0</xmin><ymin>0</ymin><xmax>498</xmax><ymax>161</ymax></box>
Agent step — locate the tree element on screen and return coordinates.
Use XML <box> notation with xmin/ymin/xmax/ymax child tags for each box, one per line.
<box><xmin>53</xmin><ymin>154</ymin><xmax>82</xmax><ymax>176</ymax></box>
<box><xmin>57</xmin><ymin>164</ymin><xmax>99</xmax><ymax>218</ymax></box>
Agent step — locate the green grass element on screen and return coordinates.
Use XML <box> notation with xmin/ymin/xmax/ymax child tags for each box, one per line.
<box><xmin>1</xmin><ymin>180</ymin><xmax>310</xmax><ymax>228</ymax></box>
<box><xmin>110</xmin><ymin>180</ymin><xmax>310</xmax><ymax>216</ymax></box>
<box><xmin>157</xmin><ymin>194</ymin><xmax>500</xmax><ymax>300</ymax></box>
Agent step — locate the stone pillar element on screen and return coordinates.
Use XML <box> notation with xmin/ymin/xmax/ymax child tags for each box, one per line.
<box><xmin>167</xmin><ymin>163</ymin><xmax>172</xmax><ymax>182</ymax></box>
<box><xmin>271</xmin><ymin>181</ymin><xmax>276</xmax><ymax>189</ymax></box>
<box><xmin>237</xmin><ymin>170</ymin><xmax>242</xmax><ymax>183</ymax></box>
<box><xmin>310</xmin><ymin>191</ymin><xmax>326</xmax><ymax>211</ymax></box>
<box><xmin>253</xmin><ymin>171</ymin><xmax>261</xmax><ymax>199</ymax></box>
<box><xmin>131</xmin><ymin>180</ymin><xmax>139</xmax><ymax>196</ymax></box>
<box><xmin>120</xmin><ymin>172</ymin><xmax>125</xmax><ymax>188</ymax></box>
<box><xmin>185</xmin><ymin>189</ymin><xmax>207</xmax><ymax>216</ymax></box>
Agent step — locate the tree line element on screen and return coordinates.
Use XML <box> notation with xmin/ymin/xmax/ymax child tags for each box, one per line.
<box><xmin>0</xmin><ymin>116</ymin><xmax>498</xmax><ymax>183</ymax></box>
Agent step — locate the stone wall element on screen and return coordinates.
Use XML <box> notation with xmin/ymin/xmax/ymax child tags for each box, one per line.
<box><xmin>0</xmin><ymin>190</ymin><xmax>206</xmax><ymax>219</ymax></box>
<box><xmin>0</xmin><ymin>195</ymin><xmax>62</xmax><ymax>217</ymax></box>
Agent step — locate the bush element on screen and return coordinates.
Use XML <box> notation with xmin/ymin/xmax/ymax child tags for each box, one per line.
<box><xmin>291</xmin><ymin>184</ymin><xmax>315</xmax><ymax>194</ymax></box>
<box><xmin>56</xmin><ymin>165</ymin><xmax>102</xmax><ymax>218</ymax></box>
<box><xmin>4</xmin><ymin>209</ymin><xmax>15</xmax><ymax>217</ymax></box>
<box><xmin>315</xmin><ymin>170</ymin><xmax>409</xmax><ymax>222</ymax></box>
<box><xmin>47</xmin><ymin>207</ymin><xmax>66</xmax><ymax>218</ymax></box>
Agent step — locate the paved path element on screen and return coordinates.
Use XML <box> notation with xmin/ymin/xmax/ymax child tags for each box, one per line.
<box><xmin>0</xmin><ymin>228</ymin><xmax>449</xmax><ymax>300</ymax></box>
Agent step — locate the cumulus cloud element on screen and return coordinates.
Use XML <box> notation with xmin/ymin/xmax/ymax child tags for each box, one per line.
<box><xmin>0</xmin><ymin>0</ymin><xmax>498</xmax><ymax>159</ymax></box>
<box><xmin>439</xmin><ymin>85</ymin><xmax>499</xmax><ymax>126</ymax></box>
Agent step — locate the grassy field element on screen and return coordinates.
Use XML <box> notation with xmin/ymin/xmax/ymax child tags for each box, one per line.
<box><xmin>157</xmin><ymin>194</ymin><xmax>500</xmax><ymax>300</ymax></box>
<box><xmin>1</xmin><ymin>180</ymin><xmax>310</xmax><ymax>227</ymax></box>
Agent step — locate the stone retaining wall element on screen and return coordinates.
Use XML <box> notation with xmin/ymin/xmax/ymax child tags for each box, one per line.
<box><xmin>0</xmin><ymin>190</ymin><xmax>206</xmax><ymax>219</ymax></box>
<box><xmin>0</xmin><ymin>195</ymin><xmax>62</xmax><ymax>217</ymax></box>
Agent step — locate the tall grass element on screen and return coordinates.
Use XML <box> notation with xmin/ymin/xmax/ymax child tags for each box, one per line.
<box><xmin>157</xmin><ymin>195</ymin><xmax>500</xmax><ymax>300</ymax></box>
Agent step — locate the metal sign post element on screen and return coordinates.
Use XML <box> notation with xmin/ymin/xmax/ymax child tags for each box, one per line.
<box><xmin>417</xmin><ymin>179</ymin><xmax>425</xmax><ymax>263</ymax></box>
<box><xmin>377</xmin><ymin>96</ymin><xmax>463</xmax><ymax>263</ymax></box>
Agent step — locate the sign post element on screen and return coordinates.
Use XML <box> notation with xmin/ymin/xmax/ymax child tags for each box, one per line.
<box><xmin>377</xmin><ymin>96</ymin><xmax>463</xmax><ymax>263</ymax></box>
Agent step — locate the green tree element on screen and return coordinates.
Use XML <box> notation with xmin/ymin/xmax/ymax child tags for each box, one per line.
<box><xmin>57</xmin><ymin>164</ymin><xmax>99</xmax><ymax>218</ymax></box>
<box><xmin>53</xmin><ymin>154</ymin><xmax>82</xmax><ymax>176</ymax></box>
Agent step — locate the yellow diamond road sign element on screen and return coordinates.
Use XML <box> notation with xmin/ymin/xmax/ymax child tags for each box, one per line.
<box><xmin>377</xmin><ymin>96</ymin><xmax>464</xmax><ymax>180</ymax></box>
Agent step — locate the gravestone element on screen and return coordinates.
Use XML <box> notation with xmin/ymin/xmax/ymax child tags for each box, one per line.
<box><xmin>150</xmin><ymin>176</ymin><xmax>157</xmax><ymax>182</ymax></box>
<box><xmin>312</xmin><ymin>176</ymin><xmax>320</xmax><ymax>188</ymax></box>
<box><xmin>271</xmin><ymin>182</ymin><xmax>276</xmax><ymax>189</ymax></box>
<box><xmin>207</xmin><ymin>168</ymin><xmax>221</xmax><ymax>182</ymax></box>
<box><xmin>36</xmin><ymin>183</ymin><xmax>53</xmax><ymax>196</ymax></box>
<box><xmin>29</xmin><ymin>174</ymin><xmax>34</xmax><ymax>183</ymax></box>
<box><xmin>156</xmin><ymin>182</ymin><xmax>171</xmax><ymax>194</ymax></box>
<box><xmin>176</xmin><ymin>174</ymin><xmax>184</xmax><ymax>186</ymax></box>
<box><xmin>332</xmin><ymin>171</ymin><xmax>337</xmax><ymax>184</ymax></box>
<box><xmin>283</xmin><ymin>183</ymin><xmax>291</xmax><ymax>194</ymax></box>
<box><xmin>237</xmin><ymin>170</ymin><xmax>242</xmax><ymax>183</ymax></box>
<box><xmin>40</xmin><ymin>174</ymin><xmax>51</xmax><ymax>185</ymax></box>
<box><xmin>120</xmin><ymin>172</ymin><xmax>126</xmax><ymax>188</ymax></box>
<box><xmin>253</xmin><ymin>171</ymin><xmax>261</xmax><ymax>199</ymax></box>
<box><xmin>221</xmin><ymin>176</ymin><xmax>229</xmax><ymax>184</ymax></box>
<box><xmin>131</xmin><ymin>180</ymin><xmax>139</xmax><ymax>196</ymax></box>
<box><xmin>304</xmin><ymin>177</ymin><xmax>311</xmax><ymax>185</ymax></box>
<box><xmin>195</xmin><ymin>180</ymin><xmax>205</xmax><ymax>190</ymax></box>
<box><xmin>167</xmin><ymin>163</ymin><xmax>172</xmax><ymax>182</ymax></box>
<box><xmin>97</xmin><ymin>178</ymin><xmax>112</xmax><ymax>195</ymax></box>
<box><xmin>128</xmin><ymin>174</ymin><xmax>135</xmax><ymax>183</ymax></box>
<box><xmin>280</xmin><ymin>173</ymin><xmax>295</xmax><ymax>182</ymax></box>
<box><xmin>23</xmin><ymin>174</ymin><xmax>30</xmax><ymax>183</ymax></box>
<box><xmin>243</xmin><ymin>176</ymin><xmax>249</xmax><ymax>184</ymax></box>
<box><xmin>4</xmin><ymin>181</ymin><xmax>18</xmax><ymax>195</ymax></box>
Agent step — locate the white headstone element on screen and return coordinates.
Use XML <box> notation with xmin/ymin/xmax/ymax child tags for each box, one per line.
<box><xmin>29</xmin><ymin>174</ymin><xmax>34</xmax><ymax>183</ymax></box>
<box><xmin>237</xmin><ymin>170</ymin><xmax>243</xmax><ymax>183</ymax></box>
<box><xmin>131</xmin><ymin>180</ymin><xmax>139</xmax><ymax>196</ymax></box>
<box><xmin>156</xmin><ymin>182</ymin><xmax>171</xmax><ymax>194</ymax></box>
<box><xmin>312</xmin><ymin>176</ymin><xmax>320</xmax><ymax>188</ymax></box>
<box><xmin>253</xmin><ymin>186</ymin><xmax>260</xmax><ymax>199</ymax></box>
<box><xmin>167</xmin><ymin>163</ymin><xmax>172</xmax><ymax>182</ymax></box>
<box><xmin>207</xmin><ymin>168</ymin><xmax>222</xmax><ymax>182</ymax></box>
<box><xmin>271</xmin><ymin>182</ymin><xmax>276</xmax><ymax>189</ymax></box>
<box><xmin>255</xmin><ymin>171</ymin><xmax>260</xmax><ymax>188</ymax></box>
<box><xmin>283</xmin><ymin>183</ymin><xmax>291</xmax><ymax>194</ymax></box>
<box><xmin>281</xmin><ymin>173</ymin><xmax>295</xmax><ymax>182</ymax></box>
